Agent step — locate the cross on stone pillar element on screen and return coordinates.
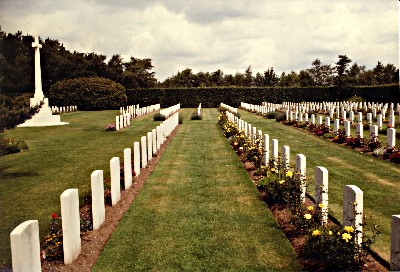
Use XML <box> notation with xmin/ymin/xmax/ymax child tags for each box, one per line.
<box><xmin>31</xmin><ymin>36</ymin><xmax>44</xmax><ymax>106</ymax></box>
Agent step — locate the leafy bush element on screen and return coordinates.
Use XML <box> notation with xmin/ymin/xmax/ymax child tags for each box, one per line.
<box><xmin>264</xmin><ymin>111</ymin><xmax>278</xmax><ymax>119</ymax></box>
<box><xmin>0</xmin><ymin>94</ymin><xmax>41</xmax><ymax>132</ymax></box>
<box><xmin>48</xmin><ymin>77</ymin><xmax>127</xmax><ymax>110</ymax></box>
<box><xmin>190</xmin><ymin>112</ymin><xmax>203</xmax><ymax>120</ymax></box>
<box><xmin>153</xmin><ymin>113</ymin><xmax>166</xmax><ymax>121</ymax></box>
<box><xmin>275</xmin><ymin>112</ymin><xmax>286</xmax><ymax>122</ymax></box>
<box><xmin>0</xmin><ymin>137</ymin><xmax>29</xmax><ymax>156</ymax></box>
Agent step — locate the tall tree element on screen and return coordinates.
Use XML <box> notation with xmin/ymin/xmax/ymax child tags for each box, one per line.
<box><xmin>334</xmin><ymin>55</ymin><xmax>352</xmax><ymax>86</ymax></box>
<box><xmin>308</xmin><ymin>59</ymin><xmax>333</xmax><ymax>86</ymax></box>
<box><xmin>122</xmin><ymin>57</ymin><xmax>157</xmax><ymax>88</ymax></box>
<box><xmin>263</xmin><ymin>67</ymin><xmax>279</xmax><ymax>86</ymax></box>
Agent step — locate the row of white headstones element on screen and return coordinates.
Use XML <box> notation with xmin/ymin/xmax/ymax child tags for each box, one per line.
<box><xmin>9</xmin><ymin>104</ymin><xmax>181</xmax><ymax>272</ymax></box>
<box><xmin>224</xmin><ymin>103</ymin><xmax>400</xmax><ymax>270</ymax></box>
<box><xmin>241</xmin><ymin>101</ymin><xmax>397</xmax><ymax>149</ymax></box>
<box><xmin>51</xmin><ymin>105</ymin><xmax>78</xmax><ymax>114</ymax></box>
<box><xmin>115</xmin><ymin>104</ymin><xmax>161</xmax><ymax>131</ymax></box>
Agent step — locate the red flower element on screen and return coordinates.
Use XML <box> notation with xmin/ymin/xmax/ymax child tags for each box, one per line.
<box><xmin>51</xmin><ymin>213</ymin><xmax>58</xmax><ymax>219</ymax></box>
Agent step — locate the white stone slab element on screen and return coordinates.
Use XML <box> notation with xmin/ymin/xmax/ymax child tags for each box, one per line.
<box><xmin>271</xmin><ymin>139</ymin><xmax>278</xmax><ymax>168</ymax></box>
<box><xmin>110</xmin><ymin>157</ymin><xmax>121</xmax><ymax>206</ymax></box>
<box><xmin>124</xmin><ymin>148</ymin><xmax>133</xmax><ymax>189</ymax></box>
<box><xmin>282</xmin><ymin>145</ymin><xmax>290</xmax><ymax>172</ymax></box>
<box><xmin>391</xmin><ymin>215</ymin><xmax>400</xmax><ymax>270</ymax></box>
<box><xmin>387</xmin><ymin>128</ymin><xmax>396</xmax><ymax>149</ymax></box>
<box><xmin>91</xmin><ymin>170</ymin><xmax>105</xmax><ymax>230</ymax></box>
<box><xmin>343</xmin><ymin>185</ymin><xmax>363</xmax><ymax>245</ymax></box>
<box><xmin>147</xmin><ymin>132</ymin><xmax>153</xmax><ymax>161</ymax></box>
<box><xmin>133</xmin><ymin>142</ymin><xmax>140</xmax><ymax>176</ymax></box>
<box><xmin>60</xmin><ymin>188</ymin><xmax>81</xmax><ymax>264</ymax></box>
<box><xmin>295</xmin><ymin>154</ymin><xmax>306</xmax><ymax>202</ymax></box>
<box><xmin>10</xmin><ymin>220</ymin><xmax>41</xmax><ymax>272</ymax></box>
<box><xmin>141</xmin><ymin>136</ymin><xmax>147</xmax><ymax>168</ymax></box>
<box><xmin>152</xmin><ymin>129</ymin><xmax>157</xmax><ymax>155</ymax></box>
<box><xmin>263</xmin><ymin>134</ymin><xmax>269</xmax><ymax>166</ymax></box>
<box><xmin>315</xmin><ymin>166</ymin><xmax>328</xmax><ymax>225</ymax></box>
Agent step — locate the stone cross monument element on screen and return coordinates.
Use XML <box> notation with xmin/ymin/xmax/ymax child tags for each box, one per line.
<box><xmin>18</xmin><ymin>36</ymin><xmax>68</xmax><ymax>127</ymax></box>
<box><xmin>31</xmin><ymin>36</ymin><xmax>44</xmax><ymax>106</ymax></box>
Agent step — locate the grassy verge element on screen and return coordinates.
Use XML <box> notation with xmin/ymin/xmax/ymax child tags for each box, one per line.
<box><xmin>239</xmin><ymin>109</ymin><xmax>400</xmax><ymax>262</ymax></box>
<box><xmin>0</xmin><ymin>111</ymin><xmax>162</xmax><ymax>267</ymax></box>
<box><xmin>93</xmin><ymin>108</ymin><xmax>301</xmax><ymax>271</ymax></box>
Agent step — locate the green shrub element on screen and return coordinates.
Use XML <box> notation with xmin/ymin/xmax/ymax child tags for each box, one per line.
<box><xmin>47</xmin><ymin>77</ymin><xmax>127</xmax><ymax>110</ymax></box>
<box><xmin>190</xmin><ymin>112</ymin><xmax>202</xmax><ymax>120</ymax></box>
<box><xmin>0</xmin><ymin>137</ymin><xmax>29</xmax><ymax>156</ymax></box>
<box><xmin>275</xmin><ymin>112</ymin><xmax>286</xmax><ymax>122</ymax></box>
<box><xmin>265</xmin><ymin>111</ymin><xmax>278</xmax><ymax>119</ymax></box>
<box><xmin>153</xmin><ymin>113</ymin><xmax>166</xmax><ymax>121</ymax></box>
<box><xmin>179</xmin><ymin>114</ymin><xmax>183</xmax><ymax>124</ymax></box>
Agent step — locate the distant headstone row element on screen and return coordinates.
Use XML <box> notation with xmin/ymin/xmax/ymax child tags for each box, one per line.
<box><xmin>51</xmin><ymin>105</ymin><xmax>78</xmax><ymax>114</ymax></box>
<box><xmin>9</xmin><ymin>108</ymin><xmax>180</xmax><ymax>271</ymax></box>
<box><xmin>242</xmin><ymin>101</ymin><xmax>397</xmax><ymax>150</ymax></box>
<box><xmin>116</xmin><ymin>104</ymin><xmax>161</xmax><ymax>131</ymax></box>
<box><xmin>220</xmin><ymin>103</ymin><xmax>238</xmax><ymax>114</ymax></box>
<box><xmin>235</xmin><ymin>102</ymin><xmax>400</xmax><ymax>270</ymax></box>
<box><xmin>160</xmin><ymin>103</ymin><xmax>181</xmax><ymax>118</ymax></box>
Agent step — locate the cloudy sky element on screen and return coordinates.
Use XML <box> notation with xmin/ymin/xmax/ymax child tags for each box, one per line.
<box><xmin>0</xmin><ymin>0</ymin><xmax>398</xmax><ymax>81</ymax></box>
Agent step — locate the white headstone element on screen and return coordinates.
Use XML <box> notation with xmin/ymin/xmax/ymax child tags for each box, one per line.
<box><xmin>271</xmin><ymin>139</ymin><xmax>279</xmax><ymax>168</ymax></box>
<box><xmin>282</xmin><ymin>145</ymin><xmax>290</xmax><ymax>172</ymax></box>
<box><xmin>10</xmin><ymin>220</ymin><xmax>41</xmax><ymax>272</ymax></box>
<box><xmin>343</xmin><ymin>185</ymin><xmax>363</xmax><ymax>245</ymax></box>
<box><xmin>124</xmin><ymin>148</ymin><xmax>133</xmax><ymax>189</ymax></box>
<box><xmin>315</xmin><ymin>166</ymin><xmax>328</xmax><ymax>225</ymax></box>
<box><xmin>387</xmin><ymin>128</ymin><xmax>396</xmax><ymax>149</ymax></box>
<box><xmin>141</xmin><ymin>136</ymin><xmax>147</xmax><ymax>168</ymax></box>
<box><xmin>116</xmin><ymin>116</ymin><xmax>120</xmax><ymax>131</ymax></box>
<box><xmin>390</xmin><ymin>215</ymin><xmax>400</xmax><ymax>270</ymax></box>
<box><xmin>377</xmin><ymin>114</ymin><xmax>383</xmax><ymax>130</ymax></box>
<box><xmin>333</xmin><ymin>119</ymin><xmax>339</xmax><ymax>134</ymax></box>
<box><xmin>91</xmin><ymin>170</ymin><xmax>105</xmax><ymax>230</ymax></box>
<box><xmin>344</xmin><ymin>120</ymin><xmax>351</xmax><ymax>138</ymax></box>
<box><xmin>152</xmin><ymin>128</ymin><xmax>157</xmax><ymax>155</ymax></box>
<box><xmin>263</xmin><ymin>134</ymin><xmax>269</xmax><ymax>166</ymax></box>
<box><xmin>133</xmin><ymin>142</ymin><xmax>140</xmax><ymax>176</ymax></box>
<box><xmin>325</xmin><ymin>117</ymin><xmax>330</xmax><ymax>128</ymax></box>
<box><xmin>295</xmin><ymin>154</ymin><xmax>306</xmax><ymax>202</ymax></box>
<box><xmin>356</xmin><ymin>123</ymin><xmax>363</xmax><ymax>138</ymax></box>
<box><xmin>61</xmin><ymin>188</ymin><xmax>81</xmax><ymax>264</ymax></box>
<box><xmin>370</xmin><ymin>125</ymin><xmax>378</xmax><ymax>140</ymax></box>
<box><xmin>147</xmin><ymin>132</ymin><xmax>153</xmax><ymax>161</ymax></box>
<box><xmin>110</xmin><ymin>157</ymin><xmax>121</xmax><ymax>206</ymax></box>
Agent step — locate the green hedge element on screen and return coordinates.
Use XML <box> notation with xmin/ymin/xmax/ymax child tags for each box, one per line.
<box><xmin>126</xmin><ymin>85</ymin><xmax>399</xmax><ymax>108</ymax></box>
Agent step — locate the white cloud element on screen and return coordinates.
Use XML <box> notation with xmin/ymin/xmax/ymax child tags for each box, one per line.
<box><xmin>0</xmin><ymin>0</ymin><xmax>398</xmax><ymax>80</ymax></box>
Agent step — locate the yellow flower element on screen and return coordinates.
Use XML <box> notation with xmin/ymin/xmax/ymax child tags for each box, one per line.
<box><xmin>307</xmin><ymin>206</ymin><xmax>314</xmax><ymax>211</ymax></box>
<box><xmin>318</xmin><ymin>203</ymin><xmax>325</xmax><ymax>208</ymax></box>
<box><xmin>328</xmin><ymin>231</ymin><xmax>333</xmax><ymax>236</ymax></box>
<box><xmin>344</xmin><ymin>226</ymin><xmax>354</xmax><ymax>233</ymax></box>
<box><xmin>286</xmin><ymin>171</ymin><xmax>293</xmax><ymax>178</ymax></box>
<box><xmin>342</xmin><ymin>233</ymin><xmax>352</xmax><ymax>242</ymax></box>
<box><xmin>270</xmin><ymin>168</ymin><xmax>275</xmax><ymax>172</ymax></box>
<box><xmin>312</xmin><ymin>229</ymin><xmax>321</xmax><ymax>236</ymax></box>
<box><xmin>304</xmin><ymin>213</ymin><xmax>312</xmax><ymax>220</ymax></box>
<box><xmin>279</xmin><ymin>180</ymin><xmax>285</xmax><ymax>185</ymax></box>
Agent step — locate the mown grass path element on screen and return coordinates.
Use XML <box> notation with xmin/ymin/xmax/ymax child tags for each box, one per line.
<box><xmin>238</xmin><ymin>109</ymin><xmax>400</xmax><ymax>263</ymax></box>
<box><xmin>93</xmin><ymin>108</ymin><xmax>301</xmax><ymax>271</ymax></box>
<box><xmin>0</xmin><ymin>111</ymin><xmax>162</xmax><ymax>267</ymax></box>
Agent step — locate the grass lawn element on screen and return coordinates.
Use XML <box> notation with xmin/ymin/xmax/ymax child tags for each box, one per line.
<box><xmin>238</xmin><ymin>109</ymin><xmax>400</xmax><ymax>263</ymax></box>
<box><xmin>92</xmin><ymin>108</ymin><xmax>301</xmax><ymax>271</ymax></box>
<box><xmin>0</xmin><ymin>110</ymin><xmax>162</xmax><ymax>267</ymax></box>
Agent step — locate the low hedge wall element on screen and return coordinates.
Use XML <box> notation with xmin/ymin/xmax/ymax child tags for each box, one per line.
<box><xmin>126</xmin><ymin>85</ymin><xmax>399</xmax><ymax>108</ymax></box>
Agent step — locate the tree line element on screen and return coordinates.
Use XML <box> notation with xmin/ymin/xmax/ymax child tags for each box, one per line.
<box><xmin>0</xmin><ymin>28</ymin><xmax>399</xmax><ymax>97</ymax></box>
